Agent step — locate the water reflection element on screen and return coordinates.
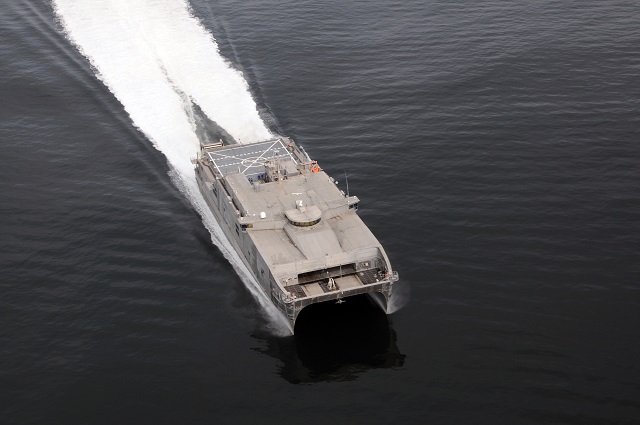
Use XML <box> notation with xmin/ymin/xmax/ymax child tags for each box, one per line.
<box><xmin>252</xmin><ymin>295</ymin><xmax>405</xmax><ymax>383</ymax></box>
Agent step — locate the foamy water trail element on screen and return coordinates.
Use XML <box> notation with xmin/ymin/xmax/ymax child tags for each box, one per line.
<box><xmin>388</xmin><ymin>281</ymin><xmax>410</xmax><ymax>314</ymax></box>
<box><xmin>52</xmin><ymin>0</ymin><xmax>292</xmax><ymax>335</ymax></box>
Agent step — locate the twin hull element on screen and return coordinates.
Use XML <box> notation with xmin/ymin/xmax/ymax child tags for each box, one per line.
<box><xmin>194</xmin><ymin>138</ymin><xmax>397</xmax><ymax>331</ymax></box>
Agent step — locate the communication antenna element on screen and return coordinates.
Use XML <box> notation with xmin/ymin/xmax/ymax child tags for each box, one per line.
<box><xmin>344</xmin><ymin>171</ymin><xmax>350</xmax><ymax>197</ymax></box>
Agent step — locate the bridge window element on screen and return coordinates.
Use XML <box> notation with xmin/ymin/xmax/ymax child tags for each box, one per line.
<box><xmin>287</xmin><ymin>217</ymin><xmax>321</xmax><ymax>227</ymax></box>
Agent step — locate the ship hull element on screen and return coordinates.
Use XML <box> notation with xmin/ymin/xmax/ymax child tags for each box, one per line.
<box><xmin>193</xmin><ymin>137</ymin><xmax>397</xmax><ymax>331</ymax></box>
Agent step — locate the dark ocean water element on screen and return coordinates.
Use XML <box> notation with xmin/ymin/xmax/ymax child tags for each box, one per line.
<box><xmin>2</xmin><ymin>0</ymin><xmax>640</xmax><ymax>423</ymax></box>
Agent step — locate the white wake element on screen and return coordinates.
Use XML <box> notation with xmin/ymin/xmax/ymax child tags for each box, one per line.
<box><xmin>52</xmin><ymin>0</ymin><xmax>292</xmax><ymax>334</ymax></box>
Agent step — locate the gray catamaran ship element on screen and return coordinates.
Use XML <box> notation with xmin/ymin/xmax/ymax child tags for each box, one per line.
<box><xmin>194</xmin><ymin>136</ymin><xmax>398</xmax><ymax>330</ymax></box>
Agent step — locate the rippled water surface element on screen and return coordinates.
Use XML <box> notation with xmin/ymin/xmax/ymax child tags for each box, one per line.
<box><xmin>2</xmin><ymin>0</ymin><xmax>640</xmax><ymax>423</ymax></box>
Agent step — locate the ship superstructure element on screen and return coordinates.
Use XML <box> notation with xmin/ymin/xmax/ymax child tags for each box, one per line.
<box><xmin>194</xmin><ymin>137</ymin><xmax>398</xmax><ymax>330</ymax></box>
